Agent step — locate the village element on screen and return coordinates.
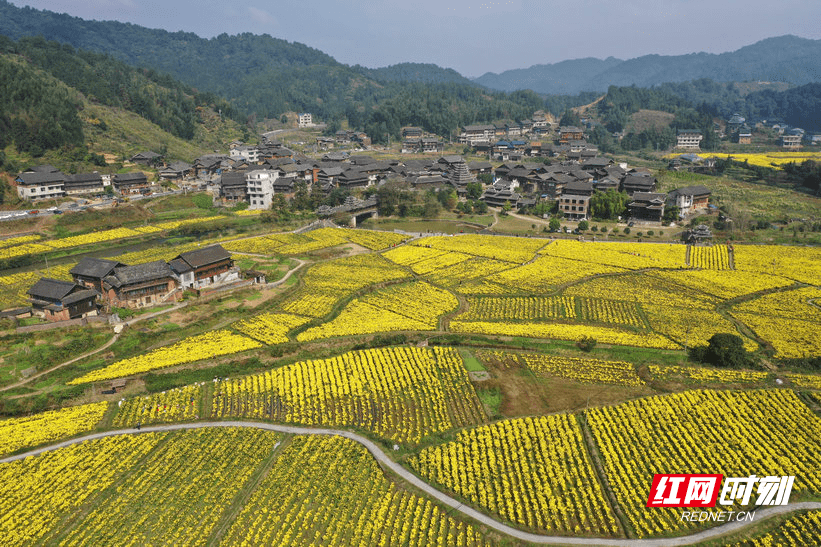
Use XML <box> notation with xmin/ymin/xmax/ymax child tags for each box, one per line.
<box><xmin>10</xmin><ymin>109</ymin><xmax>735</xmax><ymax>226</ymax></box>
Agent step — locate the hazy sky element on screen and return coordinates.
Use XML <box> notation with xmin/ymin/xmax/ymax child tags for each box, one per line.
<box><xmin>11</xmin><ymin>0</ymin><xmax>821</xmax><ymax>77</ymax></box>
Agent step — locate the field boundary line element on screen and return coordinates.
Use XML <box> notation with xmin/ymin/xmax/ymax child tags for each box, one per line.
<box><xmin>2</xmin><ymin>421</ymin><xmax>819</xmax><ymax>546</ymax></box>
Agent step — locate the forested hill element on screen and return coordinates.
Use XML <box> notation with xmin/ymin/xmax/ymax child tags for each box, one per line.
<box><xmin>0</xmin><ymin>34</ymin><xmax>240</xmax><ymax>160</ymax></box>
<box><xmin>356</xmin><ymin>63</ymin><xmax>478</xmax><ymax>86</ymax></box>
<box><xmin>0</xmin><ymin>52</ymin><xmax>84</xmax><ymax>156</ymax></box>
<box><xmin>474</xmin><ymin>35</ymin><xmax>821</xmax><ymax>94</ymax></box>
<box><xmin>0</xmin><ymin>0</ymin><xmax>544</xmax><ymax>142</ymax></box>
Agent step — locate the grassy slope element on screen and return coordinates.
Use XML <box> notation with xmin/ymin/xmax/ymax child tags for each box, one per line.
<box><xmin>657</xmin><ymin>169</ymin><xmax>821</xmax><ymax>220</ymax></box>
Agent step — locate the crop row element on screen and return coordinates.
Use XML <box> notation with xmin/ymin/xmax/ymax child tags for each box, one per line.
<box><xmin>451</xmin><ymin>320</ymin><xmax>681</xmax><ymax>350</ymax></box>
<box><xmin>518</xmin><ymin>352</ymin><xmax>644</xmax><ymax>386</ymax></box>
<box><xmin>689</xmin><ymin>245</ymin><xmax>731</xmax><ymax>270</ymax></box>
<box><xmin>648</xmin><ymin>365</ymin><xmax>768</xmax><ymax>385</ymax></box>
<box><xmin>112</xmin><ymin>384</ymin><xmax>203</xmax><ymax>427</ymax></box>
<box><xmin>587</xmin><ymin>389</ymin><xmax>821</xmax><ymax>537</ymax></box>
<box><xmin>69</xmin><ymin>330</ymin><xmax>262</xmax><ymax>384</ymax></box>
<box><xmin>543</xmin><ymin>240</ymin><xmax>688</xmax><ymax>270</ymax></box>
<box><xmin>411</xmin><ymin>415</ymin><xmax>620</xmax><ymax>536</ymax></box>
<box><xmin>732</xmin><ymin>312</ymin><xmax>821</xmax><ymax>359</ymax></box>
<box><xmin>461</xmin><ymin>296</ymin><xmax>575</xmax><ymax>321</ymax></box>
<box><xmin>0</xmin><ymin>433</ymin><xmax>167</xmax><ymax>546</ymax></box>
<box><xmin>222</xmin><ymin>435</ymin><xmax>486</xmax><ymax>546</ymax></box>
<box><xmin>59</xmin><ymin>428</ymin><xmax>281</xmax><ymax>546</ymax></box>
<box><xmin>0</xmin><ymin>401</ymin><xmax>108</xmax><ymax>457</ymax></box>
<box><xmin>734</xmin><ymin>245</ymin><xmax>821</xmax><ymax>285</ymax></box>
<box><xmin>211</xmin><ymin>347</ymin><xmax>485</xmax><ymax>444</ymax></box>
<box><xmin>233</xmin><ymin>312</ymin><xmax>312</xmax><ymax>344</ymax></box>
<box><xmin>413</xmin><ymin>234</ymin><xmax>547</xmax><ymax>263</ymax></box>
<box><xmin>296</xmin><ymin>281</ymin><xmax>456</xmax><ymax>341</ymax></box>
<box><xmin>488</xmin><ymin>255</ymin><xmax>626</xmax><ymax>293</ymax></box>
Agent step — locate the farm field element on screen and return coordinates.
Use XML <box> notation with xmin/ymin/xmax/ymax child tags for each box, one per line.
<box><xmin>3</xmin><ymin>230</ymin><xmax>821</xmax><ymax>545</ymax></box>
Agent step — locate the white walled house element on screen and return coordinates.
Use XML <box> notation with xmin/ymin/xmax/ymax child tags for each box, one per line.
<box><xmin>298</xmin><ymin>113</ymin><xmax>313</xmax><ymax>127</ymax></box>
<box><xmin>15</xmin><ymin>170</ymin><xmax>66</xmax><ymax>200</ymax></box>
<box><xmin>246</xmin><ymin>169</ymin><xmax>279</xmax><ymax>209</ymax></box>
<box><xmin>229</xmin><ymin>145</ymin><xmax>260</xmax><ymax>163</ymax></box>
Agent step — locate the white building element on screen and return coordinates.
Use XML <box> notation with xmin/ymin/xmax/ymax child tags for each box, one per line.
<box><xmin>230</xmin><ymin>145</ymin><xmax>260</xmax><ymax>163</ymax></box>
<box><xmin>246</xmin><ymin>169</ymin><xmax>279</xmax><ymax>210</ymax></box>
<box><xmin>15</xmin><ymin>170</ymin><xmax>66</xmax><ymax>200</ymax></box>
<box><xmin>458</xmin><ymin>124</ymin><xmax>496</xmax><ymax>145</ymax></box>
<box><xmin>676</xmin><ymin>129</ymin><xmax>703</xmax><ymax>150</ymax></box>
<box><xmin>298</xmin><ymin>113</ymin><xmax>313</xmax><ymax>128</ymax></box>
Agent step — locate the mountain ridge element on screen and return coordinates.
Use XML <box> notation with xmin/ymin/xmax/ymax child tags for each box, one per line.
<box><xmin>474</xmin><ymin>35</ymin><xmax>821</xmax><ymax>94</ymax></box>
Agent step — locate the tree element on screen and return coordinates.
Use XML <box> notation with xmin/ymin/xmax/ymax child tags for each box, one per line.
<box><xmin>578</xmin><ymin>220</ymin><xmax>589</xmax><ymax>231</ymax></box>
<box><xmin>291</xmin><ymin>181</ymin><xmax>310</xmax><ymax>211</ymax></box>
<box><xmin>690</xmin><ymin>333</ymin><xmax>756</xmax><ymax>369</ymax></box>
<box><xmin>466</xmin><ymin>181</ymin><xmax>483</xmax><ymax>200</ymax></box>
<box><xmin>422</xmin><ymin>192</ymin><xmax>440</xmax><ymax>218</ymax></box>
<box><xmin>577</xmin><ymin>336</ymin><xmax>597</xmax><ymax>352</ymax></box>
<box><xmin>663</xmin><ymin>205</ymin><xmax>680</xmax><ymax>223</ymax></box>
<box><xmin>560</xmin><ymin>109</ymin><xmax>581</xmax><ymax>127</ymax></box>
<box><xmin>589</xmin><ymin>189</ymin><xmax>630</xmax><ymax>220</ymax></box>
<box><xmin>548</xmin><ymin>217</ymin><xmax>561</xmax><ymax>232</ymax></box>
<box><xmin>444</xmin><ymin>189</ymin><xmax>458</xmax><ymax>211</ymax></box>
<box><xmin>501</xmin><ymin>201</ymin><xmax>512</xmax><ymax>215</ymax></box>
<box><xmin>280</xmin><ymin>114</ymin><xmax>288</xmax><ymax>125</ymax></box>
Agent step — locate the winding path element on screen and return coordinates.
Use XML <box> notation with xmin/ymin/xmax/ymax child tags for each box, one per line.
<box><xmin>1</xmin><ymin>259</ymin><xmax>306</xmax><ymax>394</ymax></box>
<box><xmin>0</xmin><ymin>332</ymin><xmax>121</xmax><ymax>393</ymax></box>
<box><xmin>2</xmin><ymin>422</ymin><xmax>818</xmax><ymax>546</ymax></box>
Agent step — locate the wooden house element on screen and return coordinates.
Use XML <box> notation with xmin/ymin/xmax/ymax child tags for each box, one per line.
<box><xmin>71</xmin><ymin>257</ymin><xmax>127</xmax><ymax>293</ymax></box>
<box><xmin>27</xmin><ymin>278</ymin><xmax>98</xmax><ymax>322</ymax></box>
<box><xmin>628</xmin><ymin>192</ymin><xmax>667</xmax><ymax>222</ymax></box>
<box><xmin>103</xmin><ymin>261</ymin><xmax>180</xmax><ymax>308</ymax></box>
<box><xmin>113</xmin><ymin>172</ymin><xmax>150</xmax><ymax>195</ymax></box>
<box><xmin>169</xmin><ymin>245</ymin><xmax>238</xmax><ymax>290</ymax></box>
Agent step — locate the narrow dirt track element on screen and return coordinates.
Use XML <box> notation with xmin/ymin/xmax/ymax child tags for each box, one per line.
<box><xmin>2</xmin><ymin>422</ymin><xmax>817</xmax><ymax>546</ymax></box>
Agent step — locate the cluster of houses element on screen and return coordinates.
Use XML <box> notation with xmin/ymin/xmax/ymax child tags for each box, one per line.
<box><xmin>315</xmin><ymin>130</ymin><xmax>372</xmax><ymax>151</ymax></box>
<box><xmin>14</xmin><ymin>164</ymin><xmax>153</xmax><ymax>201</ymax></box>
<box><xmin>723</xmin><ymin>113</ymin><xmax>818</xmax><ymax>149</ymax></box>
<box><xmin>215</xmin><ymin>130</ymin><xmax>712</xmax><ymax>223</ymax></box>
<box><xmin>481</xmin><ymin>156</ymin><xmax>710</xmax><ymax>222</ymax></box>
<box><xmin>26</xmin><ymin>244</ymin><xmax>240</xmax><ymax>322</ymax></box>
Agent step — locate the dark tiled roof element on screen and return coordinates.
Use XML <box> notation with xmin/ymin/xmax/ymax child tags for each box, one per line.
<box><xmin>670</xmin><ymin>185</ymin><xmax>712</xmax><ymax>197</ymax></box>
<box><xmin>105</xmin><ymin>261</ymin><xmax>175</xmax><ymax>288</ymax></box>
<box><xmin>220</xmin><ymin>172</ymin><xmax>246</xmax><ymax>188</ymax></box>
<box><xmin>565</xmin><ymin>181</ymin><xmax>594</xmax><ymax>193</ymax></box>
<box><xmin>131</xmin><ymin>151</ymin><xmax>161</xmax><ymax>160</ymax></box>
<box><xmin>631</xmin><ymin>192</ymin><xmax>667</xmax><ymax>203</ymax></box>
<box><xmin>24</xmin><ymin>165</ymin><xmax>60</xmax><ymax>173</ymax></box>
<box><xmin>65</xmin><ymin>173</ymin><xmax>103</xmax><ymax>184</ymax></box>
<box><xmin>169</xmin><ymin>258</ymin><xmax>191</xmax><ymax>275</ymax></box>
<box><xmin>177</xmin><ymin>245</ymin><xmax>231</xmax><ymax>269</ymax></box>
<box><xmin>27</xmin><ymin>278</ymin><xmax>77</xmax><ymax>300</ymax></box>
<box><xmin>70</xmin><ymin>257</ymin><xmax>126</xmax><ymax>279</ymax></box>
<box><xmin>113</xmin><ymin>172</ymin><xmax>148</xmax><ymax>183</ymax></box>
<box><xmin>62</xmin><ymin>289</ymin><xmax>99</xmax><ymax>305</ymax></box>
<box><xmin>16</xmin><ymin>171</ymin><xmax>66</xmax><ymax>185</ymax></box>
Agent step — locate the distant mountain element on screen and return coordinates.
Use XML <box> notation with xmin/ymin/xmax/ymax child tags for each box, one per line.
<box><xmin>0</xmin><ymin>34</ymin><xmax>242</xmax><ymax>167</ymax></box>
<box><xmin>359</xmin><ymin>63</ymin><xmax>478</xmax><ymax>86</ymax></box>
<box><xmin>0</xmin><ymin>0</ymin><xmax>543</xmax><ymax>142</ymax></box>
<box><xmin>474</xmin><ymin>36</ymin><xmax>821</xmax><ymax>95</ymax></box>
<box><xmin>475</xmin><ymin>57</ymin><xmax>623</xmax><ymax>95</ymax></box>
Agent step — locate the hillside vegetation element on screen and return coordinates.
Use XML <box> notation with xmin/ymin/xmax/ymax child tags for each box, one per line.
<box><xmin>0</xmin><ymin>36</ymin><xmax>244</xmax><ymax>176</ymax></box>
<box><xmin>475</xmin><ymin>35</ymin><xmax>821</xmax><ymax>94</ymax></box>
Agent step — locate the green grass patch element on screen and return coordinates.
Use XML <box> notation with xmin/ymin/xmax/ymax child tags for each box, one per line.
<box><xmin>476</xmin><ymin>386</ymin><xmax>502</xmax><ymax>419</ymax></box>
<box><xmin>458</xmin><ymin>348</ymin><xmax>485</xmax><ymax>372</ymax></box>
